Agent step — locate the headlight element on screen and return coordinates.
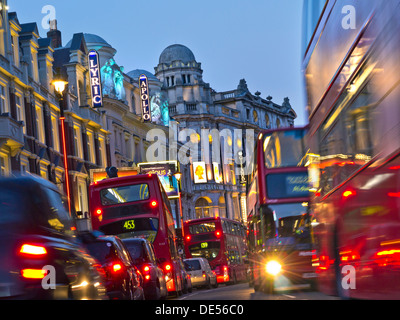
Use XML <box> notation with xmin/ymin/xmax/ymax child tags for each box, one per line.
<box><xmin>265</xmin><ymin>261</ymin><xmax>282</xmax><ymax>276</ymax></box>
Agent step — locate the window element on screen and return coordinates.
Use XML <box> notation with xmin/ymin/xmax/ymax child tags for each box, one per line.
<box><xmin>0</xmin><ymin>153</ymin><xmax>9</xmax><ymax>176</ymax></box>
<box><xmin>11</xmin><ymin>33</ymin><xmax>19</xmax><ymax>67</ymax></box>
<box><xmin>253</xmin><ymin>110</ymin><xmax>258</xmax><ymax>123</ymax></box>
<box><xmin>100</xmin><ymin>183</ymin><xmax>150</xmax><ymax>206</ymax></box>
<box><xmin>187</xmin><ymin>74</ymin><xmax>191</xmax><ymax>84</ymax></box>
<box><xmin>189</xmin><ymin>222</ymin><xmax>216</xmax><ymax>235</ymax></box>
<box><xmin>86</xmin><ymin>130</ymin><xmax>95</xmax><ymax>163</ymax></box>
<box><xmin>195</xmin><ymin>198</ymin><xmax>211</xmax><ymax>218</ymax></box>
<box><xmin>43</xmin><ymin>188</ymin><xmax>72</xmax><ymax>234</ymax></box>
<box><xmin>182</xmin><ymin>75</ymin><xmax>186</xmax><ymax>84</ymax></box>
<box><xmin>276</xmin><ymin>118</ymin><xmax>281</xmax><ymax>128</ymax></box>
<box><xmin>99</xmin><ymin>136</ymin><xmax>107</xmax><ymax>167</ymax></box>
<box><xmin>77</xmin><ymin>181</ymin><xmax>88</xmax><ymax>214</ymax></box>
<box><xmin>15</xmin><ymin>94</ymin><xmax>25</xmax><ymax>133</ymax></box>
<box><xmin>31</xmin><ymin>48</ymin><xmax>39</xmax><ymax>82</ymax></box>
<box><xmin>51</xmin><ymin>114</ymin><xmax>60</xmax><ymax>152</ymax></box>
<box><xmin>265</xmin><ymin>114</ymin><xmax>270</xmax><ymax>128</ymax></box>
<box><xmin>171</xmin><ymin>76</ymin><xmax>175</xmax><ymax>86</ymax></box>
<box><xmin>73</xmin><ymin>125</ymin><xmax>83</xmax><ymax>158</ymax></box>
<box><xmin>166</xmin><ymin>77</ymin><xmax>170</xmax><ymax>87</ymax></box>
<box><xmin>0</xmin><ymin>84</ymin><xmax>6</xmax><ymax>114</ymax></box>
<box><xmin>35</xmin><ymin>103</ymin><xmax>45</xmax><ymax>143</ymax></box>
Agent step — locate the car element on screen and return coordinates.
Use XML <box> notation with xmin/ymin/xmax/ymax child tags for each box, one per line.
<box><xmin>184</xmin><ymin>258</ymin><xmax>218</xmax><ymax>289</ymax></box>
<box><xmin>121</xmin><ymin>238</ymin><xmax>168</xmax><ymax>300</ymax></box>
<box><xmin>0</xmin><ymin>175</ymin><xmax>107</xmax><ymax>300</ymax></box>
<box><xmin>81</xmin><ymin>234</ymin><xmax>145</xmax><ymax>300</ymax></box>
<box><xmin>180</xmin><ymin>259</ymin><xmax>193</xmax><ymax>294</ymax></box>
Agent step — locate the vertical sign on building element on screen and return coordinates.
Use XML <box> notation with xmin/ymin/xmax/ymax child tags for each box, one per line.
<box><xmin>88</xmin><ymin>49</ymin><xmax>103</xmax><ymax>108</ymax></box>
<box><xmin>139</xmin><ymin>74</ymin><xmax>151</xmax><ymax>122</ymax></box>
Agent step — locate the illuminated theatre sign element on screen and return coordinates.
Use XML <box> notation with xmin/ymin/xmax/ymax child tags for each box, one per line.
<box><xmin>139</xmin><ymin>74</ymin><xmax>151</xmax><ymax>122</ymax></box>
<box><xmin>88</xmin><ymin>50</ymin><xmax>103</xmax><ymax>108</ymax></box>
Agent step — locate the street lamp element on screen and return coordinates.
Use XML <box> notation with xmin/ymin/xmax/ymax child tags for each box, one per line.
<box><xmin>174</xmin><ymin>171</ymin><xmax>184</xmax><ymax>241</ymax></box>
<box><xmin>52</xmin><ymin>76</ymin><xmax>71</xmax><ymax>217</ymax></box>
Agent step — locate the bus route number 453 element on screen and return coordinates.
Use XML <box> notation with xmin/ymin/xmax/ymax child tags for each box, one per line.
<box><xmin>123</xmin><ymin>220</ymin><xmax>135</xmax><ymax>230</ymax></box>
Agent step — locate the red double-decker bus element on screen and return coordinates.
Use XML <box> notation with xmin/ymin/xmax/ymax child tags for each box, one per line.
<box><xmin>247</xmin><ymin>126</ymin><xmax>315</xmax><ymax>293</ymax></box>
<box><xmin>304</xmin><ymin>0</ymin><xmax>400</xmax><ymax>299</ymax></box>
<box><xmin>183</xmin><ymin>217</ymin><xmax>247</xmax><ymax>284</ymax></box>
<box><xmin>89</xmin><ymin>174</ymin><xmax>184</xmax><ymax>295</ymax></box>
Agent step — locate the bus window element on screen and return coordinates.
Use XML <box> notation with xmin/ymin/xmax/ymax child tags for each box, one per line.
<box><xmin>189</xmin><ymin>222</ymin><xmax>216</xmax><ymax>234</ymax></box>
<box><xmin>100</xmin><ymin>184</ymin><xmax>149</xmax><ymax>205</ymax></box>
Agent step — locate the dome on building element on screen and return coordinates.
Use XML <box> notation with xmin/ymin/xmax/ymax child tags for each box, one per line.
<box><xmin>159</xmin><ymin>44</ymin><xmax>196</xmax><ymax>65</ymax></box>
<box><xmin>127</xmin><ymin>69</ymin><xmax>159</xmax><ymax>81</ymax></box>
<box><xmin>65</xmin><ymin>33</ymin><xmax>112</xmax><ymax>49</ymax></box>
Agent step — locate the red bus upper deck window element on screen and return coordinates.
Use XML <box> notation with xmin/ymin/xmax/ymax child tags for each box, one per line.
<box><xmin>100</xmin><ymin>183</ymin><xmax>149</xmax><ymax>206</ymax></box>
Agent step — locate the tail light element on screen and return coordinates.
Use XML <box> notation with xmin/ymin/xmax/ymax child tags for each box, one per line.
<box><xmin>215</xmin><ymin>231</ymin><xmax>221</xmax><ymax>238</ymax></box>
<box><xmin>150</xmin><ymin>200</ymin><xmax>158</xmax><ymax>208</ymax></box>
<box><xmin>142</xmin><ymin>265</ymin><xmax>151</xmax><ymax>281</ymax></box>
<box><xmin>21</xmin><ymin>268</ymin><xmax>48</xmax><ymax>279</ymax></box>
<box><xmin>164</xmin><ymin>263</ymin><xmax>173</xmax><ymax>282</ymax></box>
<box><xmin>202</xmin><ymin>271</ymin><xmax>206</xmax><ymax>278</ymax></box>
<box><xmin>186</xmin><ymin>235</ymin><xmax>191</xmax><ymax>242</ymax></box>
<box><xmin>95</xmin><ymin>209</ymin><xmax>102</xmax><ymax>216</ymax></box>
<box><xmin>112</xmin><ymin>263</ymin><xmax>122</xmax><ymax>273</ymax></box>
<box><xmin>19</xmin><ymin>244</ymin><xmax>47</xmax><ymax>257</ymax></box>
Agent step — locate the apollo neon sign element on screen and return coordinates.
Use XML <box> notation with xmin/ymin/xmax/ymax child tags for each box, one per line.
<box><xmin>88</xmin><ymin>49</ymin><xmax>103</xmax><ymax>108</ymax></box>
<box><xmin>139</xmin><ymin>74</ymin><xmax>151</xmax><ymax>122</ymax></box>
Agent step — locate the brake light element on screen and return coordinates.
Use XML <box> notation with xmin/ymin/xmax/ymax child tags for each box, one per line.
<box><xmin>144</xmin><ymin>265</ymin><xmax>150</xmax><ymax>272</ymax></box>
<box><xmin>95</xmin><ymin>209</ymin><xmax>102</xmax><ymax>216</ymax></box>
<box><xmin>21</xmin><ymin>268</ymin><xmax>47</xmax><ymax>279</ymax></box>
<box><xmin>19</xmin><ymin>244</ymin><xmax>47</xmax><ymax>256</ymax></box>
<box><xmin>343</xmin><ymin>190</ymin><xmax>356</xmax><ymax>199</ymax></box>
<box><xmin>112</xmin><ymin>263</ymin><xmax>122</xmax><ymax>272</ymax></box>
<box><xmin>151</xmin><ymin>200</ymin><xmax>158</xmax><ymax>208</ymax></box>
<box><xmin>186</xmin><ymin>235</ymin><xmax>191</xmax><ymax>242</ymax></box>
<box><xmin>215</xmin><ymin>231</ymin><xmax>221</xmax><ymax>238</ymax></box>
<box><xmin>165</xmin><ymin>264</ymin><xmax>172</xmax><ymax>271</ymax></box>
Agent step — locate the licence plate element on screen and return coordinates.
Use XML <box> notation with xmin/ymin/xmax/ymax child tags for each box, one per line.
<box><xmin>302</xmin><ymin>273</ymin><xmax>317</xmax><ymax>279</ymax></box>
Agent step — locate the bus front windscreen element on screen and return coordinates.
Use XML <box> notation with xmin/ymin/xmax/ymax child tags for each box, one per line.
<box><xmin>263</xmin><ymin>203</ymin><xmax>312</xmax><ymax>248</ymax></box>
<box><xmin>99</xmin><ymin>218</ymin><xmax>159</xmax><ymax>243</ymax></box>
<box><xmin>189</xmin><ymin>241</ymin><xmax>221</xmax><ymax>261</ymax></box>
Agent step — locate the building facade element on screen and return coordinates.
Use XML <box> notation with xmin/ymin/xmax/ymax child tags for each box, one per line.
<box><xmin>0</xmin><ymin>1</ymin><xmax>297</xmax><ymax>228</ymax></box>
<box><xmin>153</xmin><ymin>44</ymin><xmax>297</xmax><ymax>223</ymax></box>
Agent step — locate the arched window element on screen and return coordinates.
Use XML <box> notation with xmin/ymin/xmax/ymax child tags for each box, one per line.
<box><xmin>253</xmin><ymin>110</ymin><xmax>258</xmax><ymax>123</ymax></box>
<box><xmin>276</xmin><ymin>118</ymin><xmax>281</xmax><ymax>128</ymax></box>
<box><xmin>265</xmin><ymin>114</ymin><xmax>270</xmax><ymax>128</ymax></box>
<box><xmin>195</xmin><ymin>198</ymin><xmax>211</xmax><ymax>219</ymax></box>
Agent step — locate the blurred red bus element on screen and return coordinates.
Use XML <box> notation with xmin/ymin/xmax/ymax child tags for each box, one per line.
<box><xmin>89</xmin><ymin>174</ymin><xmax>184</xmax><ymax>295</ymax></box>
<box><xmin>304</xmin><ymin>0</ymin><xmax>400</xmax><ymax>299</ymax></box>
<box><xmin>247</xmin><ymin>126</ymin><xmax>316</xmax><ymax>293</ymax></box>
<box><xmin>183</xmin><ymin>217</ymin><xmax>247</xmax><ymax>284</ymax></box>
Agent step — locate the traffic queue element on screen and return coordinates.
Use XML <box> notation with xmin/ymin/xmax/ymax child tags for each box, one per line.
<box><xmin>0</xmin><ymin>174</ymin><xmax>218</xmax><ymax>300</ymax></box>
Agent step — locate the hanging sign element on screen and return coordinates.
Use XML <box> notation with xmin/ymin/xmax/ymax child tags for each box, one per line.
<box><xmin>139</xmin><ymin>74</ymin><xmax>152</xmax><ymax>122</ymax></box>
<box><xmin>88</xmin><ymin>50</ymin><xmax>103</xmax><ymax>108</ymax></box>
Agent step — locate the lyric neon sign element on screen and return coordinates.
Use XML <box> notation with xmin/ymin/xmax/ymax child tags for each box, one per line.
<box><xmin>88</xmin><ymin>50</ymin><xmax>103</xmax><ymax>108</ymax></box>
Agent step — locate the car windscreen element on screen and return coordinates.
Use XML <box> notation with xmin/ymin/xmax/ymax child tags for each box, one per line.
<box><xmin>185</xmin><ymin>260</ymin><xmax>201</xmax><ymax>271</ymax></box>
<box><xmin>100</xmin><ymin>183</ymin><xmax>150</xmax><ymax>206</ymax></box>
<box><xmin>85</xmin><ymin>241</ymin><xmax>117</xmax><ymax>264</ymax></box>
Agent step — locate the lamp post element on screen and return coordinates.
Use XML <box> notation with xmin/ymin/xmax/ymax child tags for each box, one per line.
<box><xmin>52</xmin><ymin>76</ymin><xmax>71</xmax><ymax>216</ymax></box>
<box><xmin>174</xmin><ymin>171</ymin><xmax>184</xmax><ymax>238</ymax></box>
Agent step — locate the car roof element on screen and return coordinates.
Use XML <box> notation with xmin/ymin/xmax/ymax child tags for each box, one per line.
<box><xmin>0</xmin><ymin>174</ymin><xmax>60</xmax><ymax>193</ymax></box>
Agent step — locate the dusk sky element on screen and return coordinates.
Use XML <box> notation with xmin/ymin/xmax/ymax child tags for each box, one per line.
<box><xmin>10</xmin><ymin>0</ymin><xmax>307</xmax><ymax>126</ymax></box>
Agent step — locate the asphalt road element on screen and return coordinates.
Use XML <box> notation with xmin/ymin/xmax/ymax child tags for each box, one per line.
<box><xmin>176</xmin><ymin>283</ymin><xmax>340</xmax><ymax>300</ymax></box>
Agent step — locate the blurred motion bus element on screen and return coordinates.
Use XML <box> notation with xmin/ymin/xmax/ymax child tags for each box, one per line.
<box><xmin>304</xmin><ymin>0</ymin><xmax>400</xmax><ymax>299</ymax></box>
<box><xmin>183</xmin><ymin>217</ymin><xmax>248</xmax><ymax>284</ymax></box>
<box><xmin>247</xmin><ymin>127</ymin><xmax>315</xmax><ymax>293</ymax></box>
<box><xmin>89</xmin><ymin>174</ymin><xmax>184</xmax><ymax>295</ymax></box>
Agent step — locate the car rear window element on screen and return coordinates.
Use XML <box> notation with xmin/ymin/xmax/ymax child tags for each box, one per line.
<box><xmin>85</xmin><ymin>241</ymin><xmax>117</xmax><ymax>263</ymax></box>
<box><xmin>185</xmin><ymin>260</ymin><xmax>201</xmax><ymax>271</ymax></box>
<box><xmin>123</xmin><ymin>241</ymin><xmax>144</xmax><ymax>260</ymax></box>
<box><xmin>0</xmin><ymin>189</ymin><xmax>27</xmax><ymax>224</ymax></box>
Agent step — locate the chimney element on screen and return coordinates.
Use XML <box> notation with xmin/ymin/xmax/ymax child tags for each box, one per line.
<box><xmin>47</xmin><ymin>19</ymin><xmax>62</xmax><ymax>49</ymax></box>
